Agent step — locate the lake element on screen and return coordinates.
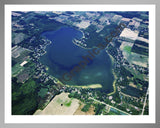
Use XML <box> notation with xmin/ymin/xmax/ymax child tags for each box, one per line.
<box><xmin>40</xmin><ymin>26</ymin><xmax>114</xmax><ymax>93</ymax></box>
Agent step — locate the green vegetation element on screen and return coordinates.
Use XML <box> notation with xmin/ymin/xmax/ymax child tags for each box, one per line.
<box><xmin>64</xmin><ymin>100</ymin><xmax>72</xmax><ymax>107</ymax></box>
<box><xmin>68</xmin><ymin>92</ymin><xmax>81</xmax><ymax>99</ymax></box>
<box><xmin>84</xmin><ymin>23</ymin><xmax>118</xmax><ymax>48</ymax></box>
<box><xmin>12</xmin><ymin>95</ymin><xmax>38</xmax><ymax>115</ymax></box>
<box><xmin>20</xmin><ymin>79</ymin><xmax>36</xmax><ymax>94</ymax></box>
<box><xmin>94</xmin><ymin>103</ymin><xmax>106</xmax><ymax>115</ymax></box>
<box><xmin>68</xmin><ymin>90</ymin><xmax>106</xmax><ymax>115</ymax></box>
<box><xmin>124</xmin><ymin>46</ymin><xmax>132</xmax><ymax>54</ymax></box>
<box><xmin>107</xmin><ymin>44</ymin><xmax>118</xmax><ymax>59</ymax></box>
<box><xmin>81</xmin><ymin>104</ymin><xmax>91</xmax><ymax>112</ymax></box>
<box><xmin>38</xmin><ymin>88</ymin><xmax>48</xmax><ymax>98</ymax></box>
<box><xmin>12</xmin><ymin>78</ymin><xmax>39</xmax><ymax>115</ymax></box>
<box><xmin>137</xmin><ymin>83</ymin><xmax>143</xmax><ymax>89</ymax></box>
<box><xmin>121</xmin><ymin>86</ymin><xmax>143</xmax><ymax>98</ymax></box>
<box><xmin>119</xmin><ymin>66</ymin><xmax>134</xmax><ymax>78</ymax></box>
<box><xmin>133</xmin><ymin>78</ymin><xmax>148</xmax><ymax>91</ymax></box>
<box><xmin>15</xmin><ymin>13</ymin><xmax>64</xmax><ymax>49</ymax></box>
<box><xmin>57</xmin><ymin>98</ymin><xmax>72</xmax><ymax>107</ymax></box>
<box><xmin>144</xmin><ymin>104</ymin><xmax>149</xmax><ymax>115</ymax></box>
<box><xmin>112</xmin><ymin>92</ymin><xmax>121</xmax><ymax>103</ymax></box>
<box><xmin>12</xmin><ymin>63</ymin><xmax>24</xmax><ymax>76</ymax></box>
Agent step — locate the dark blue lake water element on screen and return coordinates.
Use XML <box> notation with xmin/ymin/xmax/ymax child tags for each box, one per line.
<box><xmin>40</xmin><ymin>26</ymin><xmax>114</xmax><ymax>93</ymax></box>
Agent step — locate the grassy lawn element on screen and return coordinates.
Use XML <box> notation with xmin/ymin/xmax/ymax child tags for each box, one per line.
<box><xmin>64</xmin><ymin>100</ymin><xmax>72</xmax><ymax>107</ymax></box>
<box><xmin>57</xmin><ymin>98</ymin><xmax>72</xmax><ymax>107</ymax></box>
<box><xmin>124</xmin><ymin>46</ymin><xmax>132</xmax><ymax>54</ymax></box>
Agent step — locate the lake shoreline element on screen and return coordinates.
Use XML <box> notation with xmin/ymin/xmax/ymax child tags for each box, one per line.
<box><xmin>40</xmin><ymin>26</ymin><xmax>114</xmax><ymax>93</ymax></box>
<box><xmin>106</xmin><ymin>50</ymin><xmax>117</xmax><ymax>96</ymax></box>
<box><xmin>66</xmin><ymin>84</ymin><xmax>102</xmax><ymax>89</ymax></box>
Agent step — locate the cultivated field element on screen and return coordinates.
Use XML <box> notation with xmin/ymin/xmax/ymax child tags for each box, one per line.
<box><xmin>73</xmin><ymin>102</ymin><xmax>95</xmax><ymax>115</ymax></box>
<box><xmin>34</xmin><ymin>92</ymin><xmax>80</xmax><ymax>115</ymax></box>
<box><xmin>120</xmin><ymin>41</ymin><xmax>148</xmax><ymax>68</ymax></box>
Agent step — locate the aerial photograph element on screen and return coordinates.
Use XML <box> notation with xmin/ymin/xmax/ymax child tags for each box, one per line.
<box><xmin>11</xmin><ymin>11</ymin><xmax>149</xmax><ymax>115</ymax></box>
